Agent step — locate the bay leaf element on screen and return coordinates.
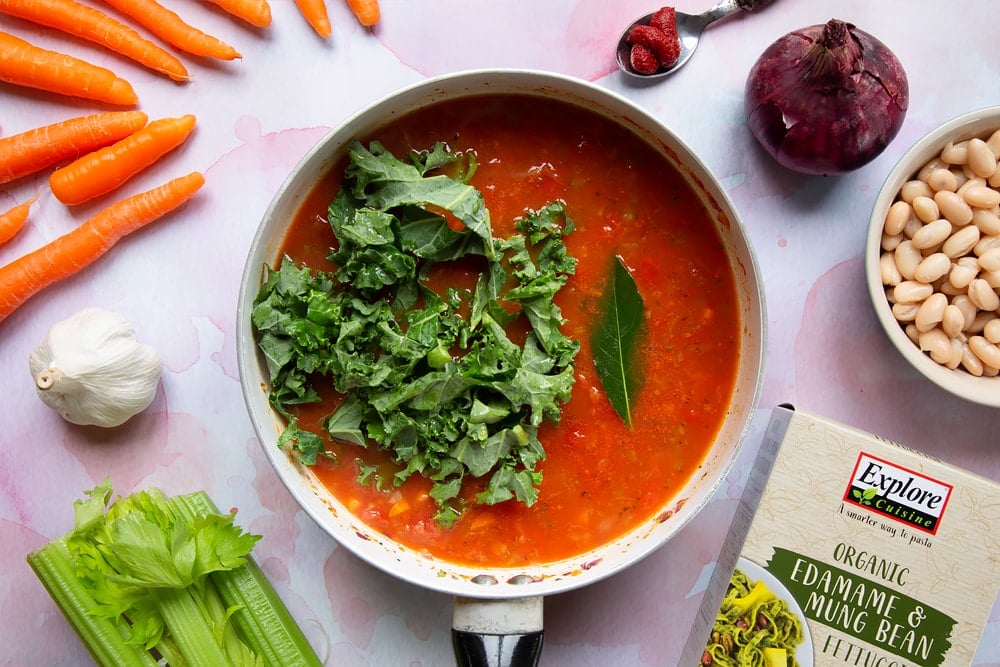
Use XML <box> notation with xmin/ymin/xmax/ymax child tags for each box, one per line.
<box><xmin>591</xmin><ymin>256</ymin><xmax>645</xmax><ymax>427</ymax></box>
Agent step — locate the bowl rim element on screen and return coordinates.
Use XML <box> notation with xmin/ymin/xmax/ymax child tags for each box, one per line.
<box><xmin>236</xmin><ymin>68</ymin><xmax>767</xmax><ymax>598</ymax></box>
<box><xmin>865</xmin><ymin>105</ymin><xmax>1000</xmax><ymax>406</ymax></box>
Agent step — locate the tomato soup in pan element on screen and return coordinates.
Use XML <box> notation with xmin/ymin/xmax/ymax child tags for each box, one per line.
<box><xmin>276</xmin><ymin>95</ymin><xmax>741</xmax><ymax>568</ymax></box>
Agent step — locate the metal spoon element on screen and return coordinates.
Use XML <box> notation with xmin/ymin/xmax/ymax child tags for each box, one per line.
<box><xmin>616</xmin><ymin>0</ymin><xmax>773</xmax><ymax>80</ymax></box>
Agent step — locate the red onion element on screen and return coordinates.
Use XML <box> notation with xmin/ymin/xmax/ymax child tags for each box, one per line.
<box><xmin>745</xmin><ymin>19</ymin><xmax>909</xmax><ymax>175</ymax></box>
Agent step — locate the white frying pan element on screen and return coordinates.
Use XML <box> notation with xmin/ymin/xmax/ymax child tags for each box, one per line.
<box><xmin>236</xmin><ymin>69</ymin><xmax>766</xmax><ymax>666</ymax></box>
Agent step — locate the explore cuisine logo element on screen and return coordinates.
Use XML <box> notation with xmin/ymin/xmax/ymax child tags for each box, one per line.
<box><xmin>844</xmin><ymin>453</ymin><xmax>953</xmax><ymax>535</ymax></box>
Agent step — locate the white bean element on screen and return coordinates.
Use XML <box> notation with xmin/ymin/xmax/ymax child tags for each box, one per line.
<box><xmin>938</xmin><ymin>279</ymin><xmax>963</xmax><ymax>296</ymax></box>
<box><xmin>968</xmin><ymin>278</ymin><xmax>1000</xmax><ymax>311</ymax></box>
<box><xmin>941</xmin><ymin>140</ymin><xmax>969</xmax><ymax>165</ymax></box>
<box><xmin>926</xmin><ymin>168</ymin><xmax>958</xmax><ymax>192</ymax></box>
<box><xmin>972</xmin><ymin>208</ymin><xmax>1000</xmax><ymax>235</ymax></box>
<box><xmin>969</xmin><ymin>335</ymin><xmax>1000</xmax><ymax>369</ymax></box>
<box><xmin>894</xmin><ymin>280</ymin><xmax>934</xmax><ymax>304</ymax></box>
<box><xmin>915</xmin><ymin>293</ymin><xmax>948</xmax><ymax>332</ymax></box>
<box><xmin>967</xmin><ymin>138</ymin><xmax>998</xmax><ymax>179</ymax></box>
<box><xmin>942</xmin><ymin>304</ymin><xmax>966</xmax><ymax>338</ymax></box>
<box><xmin>974</xmin><ymin>234</ymin><xmax>1000</xmax><ymax>256</ymax></box>
<box><xmin>884</xmin><ymin>200</ymin><xmax>912</xmax><ymax>236</ymax></box>
<box><xmin>894</xmin><ymin>240</ymin><xmax>921</xmax><ymax>280</ymax></box>
<box><xmin>952</xmin><ymin>294</ymin><xmax>978</xmax><ymax>329</ymax></box>
<box><xmin>956</xmin><ymin>176</ymin><xmax>985</xmax><ymax>198</ymax></box>
<box><xmin>918</xmin><ymin>328</ymin><xmax>952</xmax><ymax>364</ymax></box>
<box><xmin>911</xmin><ymin>219</ymin><xmax>953</xmax><ymax>250</ymax></box>
<box><xmin>957</xmin><ymin>254</ymin><xmax>981</xmax><ymax>269</ymax></box>
<box><xmin>935</xmin><ymin>190</ymin><xmax>974</xmax><ymax>225</ymax></box>
<box><xmin>963</xmin><ymin>185</ymin><xmax>1000</xmax><ymax>209</ymax></box>
<box><xmin>961</xmin><ymin>342</ymin><xmax>985</xmax><ymax>376</ymax></box>
<box><xmin>893</xmin><ymin>302</ymin><xmax>920</xmax><ymax>322</ymax></box>
<box><xmin>969</xmin><ymin>309</ymin><xmax>996</xmax><ymax>334</ymax></box>
<box><xmin>983</xmin><ymin>270</ymin><xmax>1000</xmax><ymax>289</ymax></box>
<box><xmin>901</xmin><ymin>179</ymin><xmax>934</xmax><ymax>202</ymax></box>
<box><xmin>903</xmin><ymin>214</ymin><xmax>924</xmax><ymax>239</ymax></box>
<box><xmin>980</xmin><ymin>247</ymin><xmax>1000</xmax><ymax>272</ymax></box>
<box><xmin>880</xmin><ymin>252</ymin><xmax>902</xmax><ymax>285</ymax></box>
<box><xmin>918</xmin><ymin>157</ymin><xmax>949</xmax><ymax>181</ymax></box>
<box><xmin>949</xmin><ymin>260</ymin><xmax>979</xmax><ymax>290</ymax></box>
<box><xmin>912</xmin><ymin>252</ymin><xmax>951</xmax><ymax>283</ymax></box>
<box><xmin>985</xmin><ymin>318</ymin><xmax>1000</xmax><ymax>344</ymax></box>
<box><xmin>987</xmin><ymin>129</ymin><xmax>1000</xmax><ymax>158</ymax></box>
<box><xmin>946</xmin><ymin>338</ymin><xmax>964</xmax><ymax>369</ymax></box>
<box><xmin>881</xmin><ymin>231</ymin><xmax>903</xmax><ymax>251</ymax></box>
<box><xmin>941</xmin><ymin>224</ymin><xmax>980</xmax><ymax>258</ymax></box>
<box><xmin>912</xmin><ymin>196</ymin><xmax>939</xmax><ymax>223</ymax></box>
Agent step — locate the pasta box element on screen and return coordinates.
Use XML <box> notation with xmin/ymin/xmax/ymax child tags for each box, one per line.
<box><xmin>682</xmin><ymin>405</ymin><xmax>1000</xmax><ymax>667</ymax></box>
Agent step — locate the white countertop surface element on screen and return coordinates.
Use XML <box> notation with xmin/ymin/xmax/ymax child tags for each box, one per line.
<box><xmin>2</xmin><ymin>1</ymin><xmax>999</xmax><ymax>664</ymax></box>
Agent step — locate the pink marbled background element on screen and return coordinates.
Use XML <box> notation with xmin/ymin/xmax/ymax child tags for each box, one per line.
<box><xmin>2</xmin><ymin>1</ymin><xmax>999</xmax><ymax>665</ymax></box>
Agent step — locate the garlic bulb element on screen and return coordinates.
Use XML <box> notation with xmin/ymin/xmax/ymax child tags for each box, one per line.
<box><xmin>28</xmin><ymin>307</ymin><xmax>162</xmax><ymax>428</ymax></box>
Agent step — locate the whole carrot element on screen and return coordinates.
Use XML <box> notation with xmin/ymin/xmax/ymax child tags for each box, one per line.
<box><xmin>0</xmin><ymin>0</ymin><xmax>189</xmax><ymax>82</ymax></box>
<box><xmin>97</xmin><ymin>0</ymin><xmax>241</xmax><ymax>60</ymax></box>
<box><xmin>0</xmin><ymin>111</ymin><xmax>148</xmax><ymax>185</ymax></box>
<box><xmin>50</xmin><ymin>115</ymin><xmax>197</xmax><ymax>206</ymax></box>
<box><xmin>0</xmin><ymin>193</ymin><xmax>38</xmax><ymax>246</ymax></box>
<box><xmin>0</xmin><ymin>31</ymin><xmax>138</xmax><ymax>106</ymax></box>
<box><xmin>202</xmin><ymin>0</ymin><xmax>271</xmax><ymax>28</ymax></box>
<box><xmin>294</xmin><ymin>0</ymin><xmax>331</xmax><ymax>39</ymax></box>
<box><xmin>0</xmin><ymin>171</ymin><xmax>205</xmax><ymax>324</ymax></box>
<box><xmin>346</xmin><ymin>0</ymin><xmax>379</xmax><ymax>27</ymax></box>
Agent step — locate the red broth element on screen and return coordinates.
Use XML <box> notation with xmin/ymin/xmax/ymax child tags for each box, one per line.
<box><xmin>276</xmin><ymin>95</ymin><xmax>740</xmax><ymax>567</ymax></box>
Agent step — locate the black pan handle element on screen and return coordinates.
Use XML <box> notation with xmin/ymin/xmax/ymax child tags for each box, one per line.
<box><xmin>451</xmin><ymin>596</ymin><xmax>544</xmax><ymax>667</ymax></box>
<box><xmin>452</xmin><ymin>629</ymin><xmax>543</xmax><ymax>667</ymax></box>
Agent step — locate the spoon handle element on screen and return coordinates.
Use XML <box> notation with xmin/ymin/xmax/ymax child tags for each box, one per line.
<box><xmin>699</xmin><ymin>0</ymin><xmax>774</xmax><ymax>29</ymax></box>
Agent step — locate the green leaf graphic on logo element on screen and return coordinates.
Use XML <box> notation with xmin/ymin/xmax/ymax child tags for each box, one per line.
<box><xmin>851</xmin><ymin>488</ymin><xmax>877</xmax><ymax>505</ymax></box>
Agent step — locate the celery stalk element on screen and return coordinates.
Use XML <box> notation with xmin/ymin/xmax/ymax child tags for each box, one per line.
<box><xmin>170</xmin><ymin>491</ymin><xmax>324</xmax><ymax>667</ymax></box>
<box><xmin>29</xmin><ymin>480</ymin><xmax>322</xmax><ymax>667</ymax></box>
<box><xmin>153</xmin><ymin>585</ymin><xmax>230</xmax><ymax>666</ymax></box>
<box><xmin>26</xmin><ymin>538</ymin><xmax>157</xmax><ymax>667</ymax></box>
<box><xmin>212</xmin><ymin>553</ymin><xmax>324</xmax><ymax>666</ymax></box>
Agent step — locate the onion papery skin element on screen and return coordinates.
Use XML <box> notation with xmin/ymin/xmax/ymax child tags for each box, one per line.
<box><xmin>745</xmin><ymin>19</ymin><xmax>909</xmax><ymax>176</ymax></box>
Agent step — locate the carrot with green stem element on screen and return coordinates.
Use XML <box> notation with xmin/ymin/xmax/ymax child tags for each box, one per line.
<box><xmin>0</xmin><ymin>31</ymin><xmax>138</xmax><ymax>106</ymax></box>
<box><xmin>0</xmin><ymin>111</ymin><xmax>148</xmax><ymax>185</ymax></box>
<box><xmin>0</xmin><ymin>171</ymin><xmax>205</xmax><ymax>324</ymax></box>
<box><xmin>0</xmin><ymin>0</ymin><xmax>189</xmax><ymax>82</ymax></box>
<box><xmin>201</xmin><ymin>0</ymin><xmax>271</xmax><ymax>28</ymax></box>
<box><xmin>97</xmin><ymin>0</ymin><xmax>241</xmax><ymax>60</ymax></box>
<box><xmin>50</xmin><ymin>114</ymin><xmax>197</xmax><ymax>205</ymax></box>
<box><xmin>293</xmin><ymin>0</ymin><xmax>331</xmax><ymax>39</ymax></box>
<box><xmin>0</xmin><ymin>193</ymin><xmax>38</xmax><ymax>246</ymax></box>
<box><xmin>345</xmin><ymin>0</ymin><xmax>379</xmax><ymax>27</ymax></box>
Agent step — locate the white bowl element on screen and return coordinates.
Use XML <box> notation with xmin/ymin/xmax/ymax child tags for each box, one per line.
<box><xmin>865</xmin><ymin>106</ymin><xmax>1000</xmax><ymax>406</ymax></box>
